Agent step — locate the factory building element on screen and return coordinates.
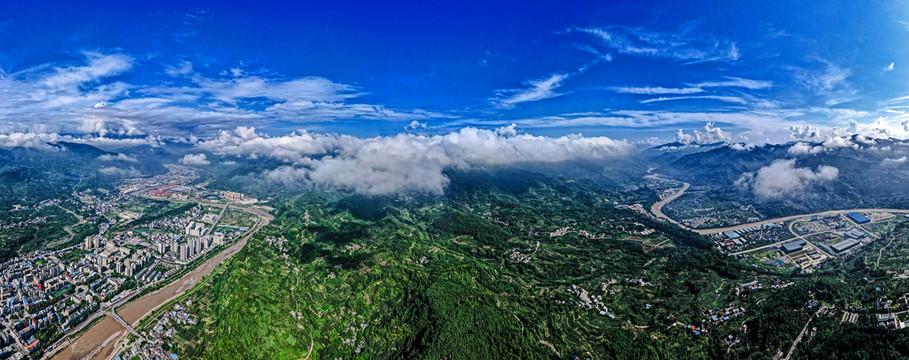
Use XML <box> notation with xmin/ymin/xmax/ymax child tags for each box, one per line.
<box><xmin>847</xmin><ymin>212</ymin><xmax>871</xmax><ymax>224</ymax></box>
<box><xmin>831</xmin><ymin>239</ymin><xmax>860</xmax><ymax>253</ymax></box>
<box><xmin>781</xmin><ymin>239</ymin><xmax>807</xmax><ymax>253</ymax></box>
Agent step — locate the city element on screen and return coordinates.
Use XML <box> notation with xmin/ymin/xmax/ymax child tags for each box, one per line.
<box><xmin>0</xmin><ymin>166</ymin><xmax>267</xmax><ymax>360</ymax></box>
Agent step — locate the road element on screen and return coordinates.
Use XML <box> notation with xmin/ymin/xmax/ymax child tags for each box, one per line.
<box><xmin>692</xmin><ymin>209</ymin><xmax>909</xmax><ymax>235</ymax></box>
<box><xmin>647</xmin><ymin>181</ymin><xmax>909</xmax><ymax>236</ymax></box>
<box><xmin>47</xmin><ymin>204</ymin><xmax>87</xmax><ymax>248</ymax></box>
<box><xmin>875</xmin><ymin>233</ymin><xmax>896</xmax><ymax>270</ymax></box>
<box><xmin>646</xmin><ymin>176</ymin><xmax>909</xmax><ymax>236</ymax></box>
<box><xmin>104</xmin><ymin>310</ymin><xmax>144</xmax><ymax>342</ymax></box>
<box><xmin>783</xmin><ymin>305</ymin><xmax>827</xmax><ymax>360</ymax></box>
<box><xmin>728</xmin><ymin>230</ymin><xmax>828</xmax><ymax>256</ymax></box>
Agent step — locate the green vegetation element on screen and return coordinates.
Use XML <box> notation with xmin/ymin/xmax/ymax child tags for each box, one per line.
<box><xmin>162</xmin><ymin>174</ymin><xmax>832</xmax><ymax>359</ymax></box>
<box><xmin>120</xmin><ymin>201</ymin><xmax>197</xmax><ymax>230</ymax></box>
<box><xmin>0</xmin><ymin>204</ymin><xmax>79</xmax><ymax>261</ymax></box>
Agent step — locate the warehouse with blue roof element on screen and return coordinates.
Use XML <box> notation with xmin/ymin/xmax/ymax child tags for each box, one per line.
<box><xmin>847</xmin><ymin>212</ymin><xmax>870</xmax><ymax>224</ymax></box>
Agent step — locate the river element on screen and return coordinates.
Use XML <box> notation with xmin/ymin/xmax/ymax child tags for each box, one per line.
<box><xmin>51</xmin><ymin>207</ymin><xmax>271</xmax><ymax>360</ymax></box>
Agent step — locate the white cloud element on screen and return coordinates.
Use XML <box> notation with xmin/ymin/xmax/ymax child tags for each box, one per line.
<box><xmin>737</xmin><ymin>159</ymin><xmax>839</xmax><ymax>198</ymax></box>
<box><xmin>692</xmin><ymin>77</ymin><xmax>772</xmax><ymax>89</ymax></box>
<box><xmin>40</xmin><ymin>52</ymin><xmax>133</xmax><ymax>89</ymax></box>
<box><xmin>180</xmin><ymin>153</ymin><xmax>210</xmax><ymax>166</ymax></box>
<box><xmin>197</xmin><ymin>127</ymin><xmax>341</xmax><ymax>163</ymax></box>
<box><xmin>882</xmin><ymin>156</ymin><xmax>907</xmax><ymax>166</ymax></box>
<box><xmin>821</xmin><ymin>136</ymin><xmax>854</xmax><ymax>149</ymax></box>
<box><xmin>0</xmin><ymin>55</ymin><xmax>448</xmax><ymax>138</ymax></box>
<box><xmin>0</xmin><ymin>132</ymin><xmax>65</xmax><ymax>150</ymax></box>
<box><xmin>405</xmin><ymin>121</ymin><xmax>427</xmax><ymax>130</ymax></box>
<box><xmin>789</xmin><ymin>125</ymin><xmax>823</xmax><ymax>141</ymax></box>
<box><xmin>792</xmin><ymin>60</ymin><xmax>854</xmax><ymax>106</ymax></box>
<box><xmin>884</xmin><ymin>62</ymin><xmax>895</xmax><ymax>73</ymax></box>
<box><xmin>492</xmin><ymin>73</ymin><xmax>569</xmax><ymax>108</ymax></box>
<box><xmin>674</xmin><ymin>122</ymin><xmax>732</xmax><ymax>144</ymax></box>
<box><xmin>204</xmin><ymin>126</ymin><xmax>631</xmax><ymax>195</ymax></box>
<box><xmin>99</xmin><ymin>166</ymin><xmax>142</xmax><ymax>177</ymax></box>
<box><xmin>641</xmin><ymin>95</ymin><xmax>746</xmax><ymax>104</ymax></box>
<box><xmin>97</xmin><ymin>153</ymin><xmax>138</xmax><ymax>162</ymax></box>
<box><xmin>576</xmin><ymin>26</ymin><xmax>740</xmax><ymax>63</ymax></box>
<box><xmin>787</xmin><ymin>142</ymin><xmax>823</xmax><ymax>155</ymax></box>
<box><xmin>612</xmin><ymin>77</ymin><xmax>770</xmax><ymax>96</ymax></box>
<box><xmin>79</xmin><ymin>118</ymin><xmax>107</xmax><ymax>136</ymax></box>
<box><xmin>612</xmin><ymin>86</ymin><xmax>704</xmax><ymax>95</ymax></box>
<box><xmin>494</xmin><ymin>123</ymin><xmax>518</xmax><ymax>137</ymax></box>
<box><xmin>164</xmin><ymin>61</ymin><xmax>194</xmax><ymax>77</ymax></box>
<box><xmin>728</xmin><ymin>143</ymin><xmax>755</xmax><ymax>151</ymax></box>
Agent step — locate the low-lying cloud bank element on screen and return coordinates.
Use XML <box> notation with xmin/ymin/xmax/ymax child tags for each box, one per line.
<box><xmin>0</xmin><ymin>131</ymin><xmax>162</xmax><ymax>150</ymax></box>
<box><xmin>197</xmin><ymin>125</ymin><xmax>632</xmax><ymax>195</ymax></box>
<box><xmin>736</xmin><ymin>159</ymin><xmax>839</xmax><ymax>198</ymax></box>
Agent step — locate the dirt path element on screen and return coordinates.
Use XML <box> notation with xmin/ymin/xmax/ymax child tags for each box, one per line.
<box><xmin>876</xmin><ymin>234</ymin><xmax>895</xmax><ymax>270</ymax></box>
<box><xmin>539</xmin><ymin>340</ymin><xmax>561</xmax><ymax>357</ymax></box>
<box><xmin>783</xmin><ymin>305</ymin><xmax>826</xmax><ymax>360</ymax></box>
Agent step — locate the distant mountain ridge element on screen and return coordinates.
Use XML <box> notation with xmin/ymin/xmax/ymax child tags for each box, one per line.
<box><xmin>654</xmin><ymin>136</ymin><xmax>909</xmax><ymax>217</ymax></box>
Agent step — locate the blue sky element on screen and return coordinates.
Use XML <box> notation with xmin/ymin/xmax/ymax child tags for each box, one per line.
<box><xmin>2</xmin><ymin>0</ymin><xmax>909</xmax><ymax>143</ymax></box>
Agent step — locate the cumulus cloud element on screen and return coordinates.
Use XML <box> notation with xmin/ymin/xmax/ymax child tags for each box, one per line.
<box><xmin>884</xmin><ymin>62</ymin><xmax>895</xmax><ymax>73</ymax></box>
<box><xmin>788</xmin><ymin>135</ymin><xmax>858</xmax><ymax>155</ymax></box>
<box><xmin>79</xmin><ymin>118</ymin><xmax>107</xmax><ymax>136</ymax></box>
<box><xmin>203</xmin><ymin>125</ymin><xmax>631</xmax><ymax>195</ymax></box>
<box><xmin>736</xmin><ymin>159</ymin><xmax>839</xmax><ymax>198</ymax></box>
<box><xmin>180</xmin><ymin>153</ymin><xmax>211</xmax><ymax>166</ymax></box>
<box><xmin>821</xmin><ymin>136</ymin><xmax>854</xmax><ymax>149</ymax></box>
<box><xmin>674</xmin><ymin>122</ymin><xmax>732</xmax><ymax>145</ymax></box>
<box><xmin>789</xmin><ymin>125</ymin><xmax>823</xmax><ymax>141</ymax></box>
<box><xmin>197</xmin><ymin>127</ymin><xmax>341</xmax><ymax>163</ymax></box>
<box><xmin>405</xmin><ymin>121</ymin><xmax>427</xmax><ymax>130</ymax></box>
<box><xmin>787</xmin><ymin>142</ymin><xmax>823</xmax><ymax>155</ymax></box>
<box><xmin>728</xmin><ymin>143</ymin><xmax>755</xmax><ymax>151</ymax></box>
